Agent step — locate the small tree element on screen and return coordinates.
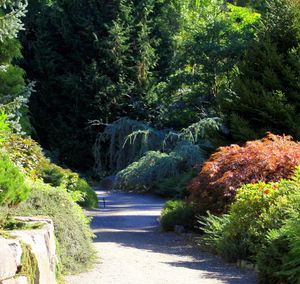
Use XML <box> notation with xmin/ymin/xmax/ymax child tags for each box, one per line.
<box><xmin>188</xmin><ymin>133</ymin><xmax>300</xmax><ymax>215</ymax></box>
<box><xmin>0</xmin><ymin>152</ymin><xmax>29</xmax><ymax>206</ymax></box>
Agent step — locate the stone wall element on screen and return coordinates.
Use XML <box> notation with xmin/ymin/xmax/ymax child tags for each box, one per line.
<box><xmin>0</xmin><ymin>217</ymin><xmax>57</xmax><ymax>284</ymax></box>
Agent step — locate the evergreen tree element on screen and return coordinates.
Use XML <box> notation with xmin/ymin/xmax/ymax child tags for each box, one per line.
<box><xmin>223</xmin><ymin>0</ymin><xmax>300</xmax><ymax>141</ymax></box>
<box><xmin>0</xmin><ymin>0</ymin><xmax>27</xmax><ymax>41</ymax></box>
<box><xmin>21</xmin><ymin>0</ymin><xmax>160</xmax><ymax>170</ymax></box>
<box><xmin>0</xmin><ymin>0</ymin><xmax>30</xmax><ymax>133</ymax></box>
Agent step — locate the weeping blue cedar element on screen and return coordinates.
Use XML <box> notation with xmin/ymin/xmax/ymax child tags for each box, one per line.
<box><xmin>94</xmin><ymin>117</ymin><xmax>223</xmax><ymax>189</ymax></box>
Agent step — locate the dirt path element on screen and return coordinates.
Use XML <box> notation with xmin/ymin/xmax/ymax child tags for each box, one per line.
<box><xmin>66</xmin><ymin>190</ymin><xmax>257</xmax><ymax>284</ymax></box>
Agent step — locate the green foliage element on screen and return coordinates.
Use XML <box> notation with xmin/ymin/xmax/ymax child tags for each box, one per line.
<box><xmin>115</xmin><ymin>141</ymin><xmax>205</xmax><ymax>191</ymax></box>
<box><xmin>0</xmin><ymin>0</ymin><xmax>27</xmax><ymax>41</ymax></box>
<box><xmin>222</xmin><ymin>0</ymin><xmax>300</xmax><ymax>141</ymax></box>
<box><xmin>0</xmin><ymin>82</ymin><xmax>35</xmax><ymax>135</ymax></box>
<box><xmin>153</xmin><ymin>170</ymin><xmax>197</xmax><ymax>199</ymax></box>
<box><xmin>0</xmin><ymin>111</ymin><xmax>10</xmax><ymax>140</ymax></box>
<box><xmin>94</xmin><ymin>118</ymin><xmax>163</xmax><ymax>174</ymax></box>
<box><xmin>0</xmin><ymin>133</ymin><xmax>45</xmax><ymax>178</ymax></box>
<box><xmin>257</xmin><ymin>203</ymin><xmax>300</xmax><ymax>283</ymax></box>
<box><xmin>198</xmin><ymin>212</ymin><xmax>230</xmax><ymax>253</ymax></box>
<box><xmin>37</xmin><ymin>161</ymin><xmax>98</xmax><ymax>208</ymax></box>
<box><xmin>153</xmin><ymin>0</ymin><xmax>260</xmax><ymax>128</ymax></box>
<box><xmin>115</xmin><ymin>151</ymin><xmax>180</xmax><ymax>191</ymax></box>
<box><xmin>18</xmin><ymin>242</ymin><xmax>38</xmax><ymax>284</ymax></box>
<box><xmin>0</xmin><ymin>0</ymin><xmax>32</xmax><ymax>135</ymax></box>
<box><xmin>8</xmin><ymin>179</ymin><xmax>96</xmax><ymax>274</ymax></box>
<box><xmin>95</xmin><ymin>117</ymin><xmax>221</xmax><ymax>176</ymax></box>
<box><xmin>0</xmin><ymin>152</ymin><xmax>29</xmax><ymax>206</ymax></box>
<box><xmin>21</xmin><ymin>0</ymin><xmax>161</xmax><ymax>169</ymax></box>
<box><xmin>75</xmin><ymin>178</ymin><xmax>98</xmax><ymax>208</ymax></box>
<box><xmin>160</xmin><ymin>200</ymin><xmax>194</xmax><ymax>231</ymax></box>
<box><xmin>200</xmin><ymin>166</ymin><xmax>300</xmax><ymax>266</ymax></box>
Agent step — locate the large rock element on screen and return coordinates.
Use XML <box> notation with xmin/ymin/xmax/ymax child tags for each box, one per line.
<box><xmin>10</xmin><ymin>217</ymin><xmax>57</xmax><ymax>284</ymax></box>
<box><xmin>0</xmin><ymin>238</ymin><xmax>18</xmax><ymax>281</ymax></box>
<box><xmin>1</xmin><ymin>276</ymin><xmax>28</xmax><ymax>284</ymax></box>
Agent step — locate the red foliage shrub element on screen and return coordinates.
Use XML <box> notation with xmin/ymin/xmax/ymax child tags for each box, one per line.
<box><xmin>187</xmin><ymin>133</ymin><xmax>300</xmax><ymax>215</ymax></box>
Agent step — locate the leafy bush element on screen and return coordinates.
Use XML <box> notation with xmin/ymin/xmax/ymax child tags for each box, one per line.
<box><xmin>0</xmin><ymin>152</ymin><xmax>29</xmax><ymax>206</ymax></box>
<box><xmin>200</xmin><ymin>167</ymin><xmax>300</xmax><ymax>265</ymax></box>
<box><xmin>75</xmin><ymin>178</ymin><xmax>98</xmax><ymax>208</ymax></box>
<box><xmin>95</xmin><ymin>117</ymin><xmax>221</xmax><ymax>175</ymax></box>
<box><xmin>37</xmin><ymin>162</ymin><xmax>98</xmax><ymax>208</ymax></box>
<box><xmin>0</xmin><ymin>133</ymin><xmax>45</xmax><ymax>178</ymax></box>
<box><xmin>0</xmin><ymin>112</ymin><xmax>10</xmax><ymax>141</ymax></box>
<box><xmin>160</xmin><ymin>200</ymin><xmax>195</xmax><ymax>231</ymax></box>
<box><xmin>257</xmin><ymin>202</ymin><xmax>300</xmax><ymax>284</ymax></box>
<box><xmin>6</xmin><ymin>179</ymin><xmax>95</xmax><ymax>274</ymax></box>
<box><xmin>153</xmin><ymin>170</ymin><xmax>197</xmax><ymax>199</ymax></box>
<box><xmin>115</xmin><ymin>151</ymin><xmax>179</xmax><ymax>191</ymax></box>
<box><xmin>115</xmin><ymin>141</ymin><xmax>204</xmax><ymax>191</ymax></box>
<box><xmin>188</xmin><ymin>133</ymin><xmax>300</xmax><ymax>215</ymax></box>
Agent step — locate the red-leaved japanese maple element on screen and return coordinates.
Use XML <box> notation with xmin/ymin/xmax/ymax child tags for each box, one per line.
<box><xmin>188</xmin><ymin>133</ymin><xmax>300</xmax><ymax>215</ymax></box>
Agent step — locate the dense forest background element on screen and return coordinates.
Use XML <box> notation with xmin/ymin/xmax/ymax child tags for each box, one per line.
<box><xmin>3</xmin><ymin>0</ymin><xmax>299</xmax><ymax>173</ymax></box>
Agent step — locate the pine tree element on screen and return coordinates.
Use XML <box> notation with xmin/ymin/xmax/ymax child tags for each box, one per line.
<box><xmin>0</xmin><ymin>0</ymin><xmax>27</xmax><ymax>41</ymax></box>
<box><xmin>223</xmin><ymin>0</ymin><xmax>300</xmax><ymax>141</ymax></box>
<box><xmin>21</xmin><ymin>0</ymin><xmax>160</xmax><ymax>169</ymax></box>
<box><xmin>0</xmin><ymin>0</ymin><xmax>30</xmax><ymax>133</ymax></box>
<box><xmin>0</xmin><ymin>0</ymin><xmax>26</xmax><ymax>101</ymax></box>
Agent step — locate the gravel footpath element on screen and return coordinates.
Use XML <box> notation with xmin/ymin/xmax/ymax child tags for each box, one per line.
<box><xmin>66</xmin><ymin>190</ymin><xmax>257</xmax><ymax>284</ymax></box>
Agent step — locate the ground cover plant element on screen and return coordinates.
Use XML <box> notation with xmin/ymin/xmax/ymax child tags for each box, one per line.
<box><xmin>153</xmin><ymin>170</ymin><xmax>197</xmax><ymax>199</ymax></box>
<box><xmin>160</xmin><ymin>200</ymin><xmax>195</xmax><ymax>232</ymax></box>
<box><xmin>188</xmin><ymin>133</ymin><xmax>300</xmax><ymax>215</ymax></box>
<box><xmin>37</xmin><ymin>161</ymin><xmax>98</xmax><ymax>208</ymax></box>
<box><xmin>0</xmin><ymin>152</ymin><xmax>29</xmax><ymax>205</ymax></box>
<box><xmin>6</xmin><ymin>179</ymin><xmax>96</xmax><ymax>274</ymax></box>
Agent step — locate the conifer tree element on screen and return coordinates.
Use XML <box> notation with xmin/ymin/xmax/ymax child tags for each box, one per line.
<box><xmin>21</xmin><ymin>0</ymin><xmax>160</xmax><ymax>169</ymax></box>
<box><xmin>0</xmin><ymin>0</ymin><xmax>26</xmax><ymax>102</ymax></box>
<box><xmin>223</xmin><ymin>0</ymin><xmax>300</xmax><ymax>141</ymax></box>
<box><xmin>0</xmin><ymin>0</ymin><xmax>30</xmax><ymax>133</ymax></box>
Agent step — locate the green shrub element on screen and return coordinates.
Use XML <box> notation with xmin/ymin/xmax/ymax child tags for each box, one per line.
<box><xmin>75</xmin><ymin>178</ymin><xmax>98</xmax><ymax>208</ymax></box>
<box><xmin>0</xmin><ymin>153</ymin><xmax>29</xmax><ymax>206</ymax></box>
<box><xmin>153</xmin><ymin>170</ymin><xmax>197</xmax><ymax>199</ymax></box>
<box><xmin>198</xmin><ymin>213</ymin><xmax>230</xmax><ymax>253</ymax></box>
<box><xmin>200</xmin><ymin>166</ymin><xmax>300</xmax><ymax>264</ymax></box>
<box><xmin>38</xmin><ymin>162</ymin><xmax>65</xmax><ymax>187</ymax></box>
<box><xmin>0</xmin><ymin>133</ymin><xmax>45</xmax><ymax>179</ymax></box>
<box><xmin>38</xmin><ymin>162</ymin><xmax>98</xmax><ymax>208</ymax></box>
<box><xmin>0</xmin><ymin>112</ymin><xmax>10</xmax><ymax>141</ymax></box>
<box><xmin>257</xmin><ymin>197</ymin><xmax>300</xmax><ymax>284</ymax></box>
<box><xmin>95</xmin><ymin>117</ymin><xmax>219</xmax><ymax>176</ymax></box>
<box><xmin>160</xmin><ymin>200</ymin><xmax>195</xmax><ymax>231</ymax></box>
<box><xmin>7</xmin><ymin>180</ymin><xmax>96</xmax><ymax>274</ymax></box>
<box><xmin>115</xmin><ymin>142</ymin><xmax>204</xmax><ymax>191</ymax></box>
<box><xmin>115</xmin><ymin>151</ymin><xmax>180</xmax><ymax>191</ymax></box>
